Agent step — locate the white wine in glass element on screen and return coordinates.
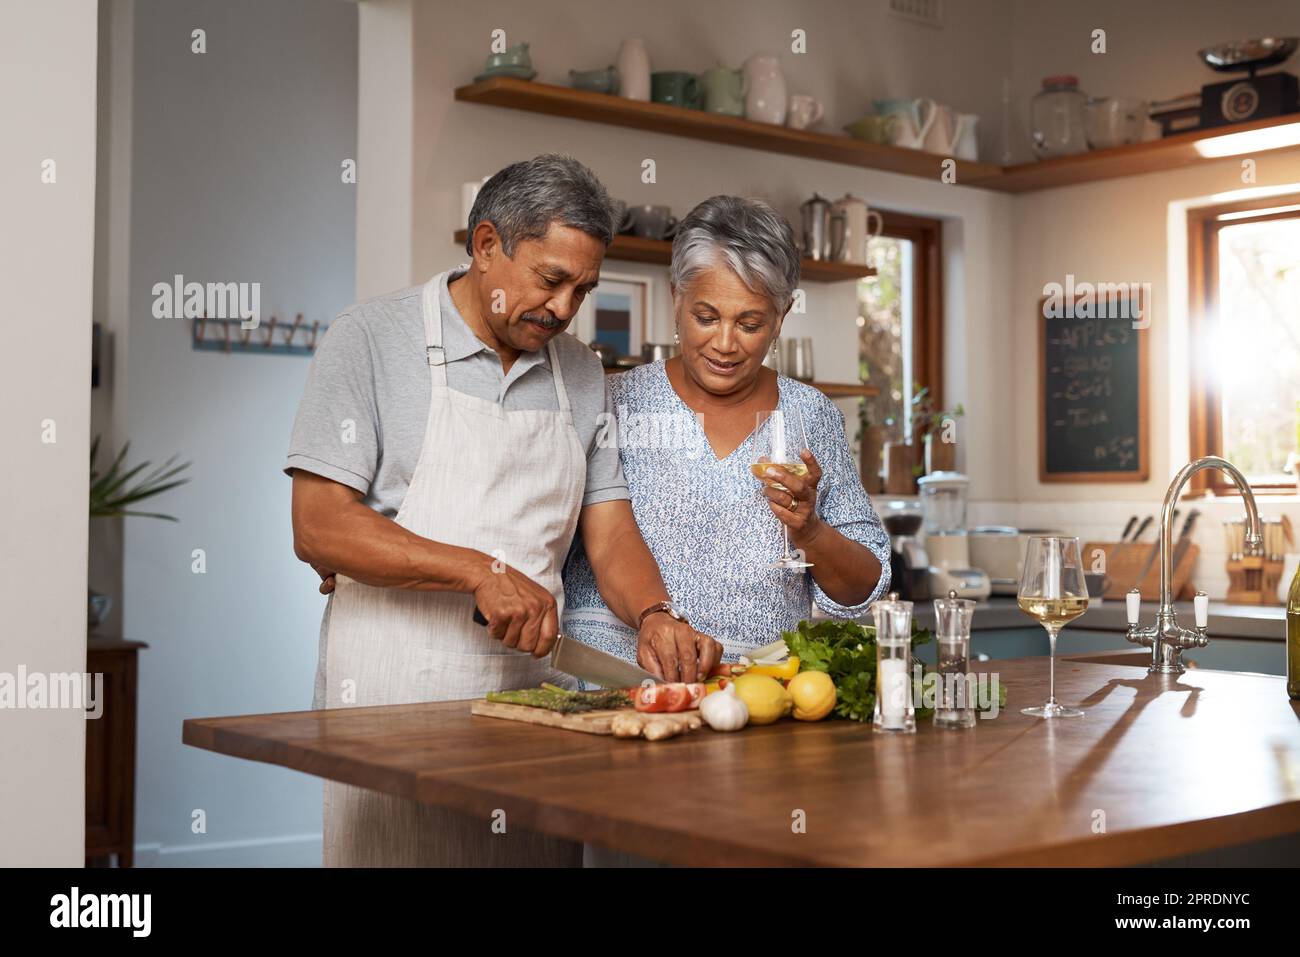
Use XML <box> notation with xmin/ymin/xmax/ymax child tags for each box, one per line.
<box><xmin>1017</xmin><ymin>536</ymin><xmax>1089</xmax><ymax>718</ymax></box>
<box><xmin>752</xmin><ymin>407</ymin><xmax>813</xmax><ymax>570</ymax></box>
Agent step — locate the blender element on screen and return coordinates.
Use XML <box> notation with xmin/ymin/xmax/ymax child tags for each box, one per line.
<box><xmin>916</xmin><ymin>472</ymin><xmax>991</xmax><ymax>600</ymax></box>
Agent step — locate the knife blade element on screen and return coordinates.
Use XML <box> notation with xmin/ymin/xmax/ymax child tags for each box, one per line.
<box><xmin>1130</xmin><ymin>512</ymin><xmax>1171</xmax><ymax>593</ymax></box>
<box><xmin>1169</xmin><ymin>509</ymin><xmax>1201</xmax><ymax>580</ymax></box>
<box><xmin>549</xmin><ymin>633</ymin><xmax>660</xmax><ymax>688</ymax></box>
<box><xmin>1119</xmin><ymin>515</ymin><xmax>1138</xmax><ymax>543</ymax></box>
<box><xmin>473</xmin><ymin>606</ymin><xmax>659</xmax><ymax>688</ymax></box>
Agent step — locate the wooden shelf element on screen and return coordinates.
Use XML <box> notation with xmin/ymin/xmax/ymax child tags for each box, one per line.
<box><xmin>600</xmin><ymin>364</ymin><xmax>877</xmax><ymax>399</ymax></box>
<box><xmin>808</xmin><ymin>381</ymin><xmax>880</xmax><ymax>398</ymax></box>
<box><xmin>452</xmin><ymin>230</ymin><xmax>876</xmax><ymax>282</ymax></box>
<box><xmin>988</xmin><ymin>112</ymin><xmax>1300</xmax><ymax>193</ymax></box>
<box><xmin>453</xmin><ymin>77</ymin><xmax>1003</xmax><ymax>186</ymax></box>
<box><xmin>454</xmin><ymin>77</ymin><xmax>1300</xmax><ymax>193</ymax></box>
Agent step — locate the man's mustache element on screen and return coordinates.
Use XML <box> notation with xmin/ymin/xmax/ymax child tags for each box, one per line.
<box><xmin>521</xmin><ymin>311</ymin><xmax>564</xmax><ymax>325</ymax></box>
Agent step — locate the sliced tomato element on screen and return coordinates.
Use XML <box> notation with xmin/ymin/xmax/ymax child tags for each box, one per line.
<box><xmin>634</xmin><ymin>684</ymin><xmax>670</xmax><ymax>713</ymax></box>
<box><xmin>684</xmin><ymin>683</ymin><xmax>706</xmax><ymax>709</ymax></box>
<box><xmin>662</xmin><ymin>683</ymin><xmax>691</xmax><ymax>712</ymax></box>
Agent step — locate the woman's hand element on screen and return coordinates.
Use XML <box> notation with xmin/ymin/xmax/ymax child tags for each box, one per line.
<box><xmin>637</xmin><ymin>616</ymin><xmax>723</xmax><ymax>683</ymax></box>
<box><xmin>758</xmin><ymin>447</ymin><xmax>825</xmax><ymax>548</ymax></box>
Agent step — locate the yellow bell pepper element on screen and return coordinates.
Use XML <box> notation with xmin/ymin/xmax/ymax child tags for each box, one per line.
<box><xmin>743</xmin><ymin>656</ymin><xmax>800</xmax><ymax>681</ymax></box>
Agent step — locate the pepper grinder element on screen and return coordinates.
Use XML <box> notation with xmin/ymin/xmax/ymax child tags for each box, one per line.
<box><xmin>873</xmin><ymin>592</ymin><xmax>915</xmax><ymax>733</ymax></box>
<box><xmin>933</xmin><ymin>589</ymin><xmax>977</xmax><ymax>728</ymax></box>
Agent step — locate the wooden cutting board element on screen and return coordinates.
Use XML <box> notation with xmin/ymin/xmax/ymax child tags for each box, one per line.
<box><xmin>469</xmin><ymin>699</ymin><xmax>700</xmax><ymax>736</ymax></box>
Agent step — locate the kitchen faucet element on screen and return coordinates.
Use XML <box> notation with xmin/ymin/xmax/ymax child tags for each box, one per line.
<box><xmin>1124</xmin><ymin>456</ymin><xmax>1262</xmax><ymax>674</ymax></box>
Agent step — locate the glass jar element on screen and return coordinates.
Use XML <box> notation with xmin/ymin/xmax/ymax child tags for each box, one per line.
<box><xmin>1030</xmin><ymin>75</ymin><xmax>1089</xmax><ymax>159</ymax></box>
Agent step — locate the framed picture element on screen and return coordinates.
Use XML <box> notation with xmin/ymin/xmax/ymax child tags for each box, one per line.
<box><xmin>572</xmin><ymin>271</ymin><xmax>653</xmax><ymax>358</ymax></box>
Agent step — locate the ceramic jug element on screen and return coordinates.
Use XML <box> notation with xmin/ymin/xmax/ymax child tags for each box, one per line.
<box><xmin>873</xmin><ymin>97</ymin><xmax>937</xmax><ymax>149</ymax></box>
<box><xmin>953</xmin><ymin>114</ymin><xmax>979</xmax><ymax>161</ymax></box>
<box><xmin>617</xmin><ymin>38</ymin><xmax>650</xmax><ymax>101</ymax></box>
<box><xmin>921</xmin><ymin>102</ymin><xmax>959</xmax><ymax>154</ymax></box>
<box><xmin>743</xmin><ymin>53</ymin><xmax>787</xmax><ymax>125</ymax></box>
<box><xmin>829</xmin><ymin>194</ymin><xmax>883</xmax><ymax>266</ymax></box>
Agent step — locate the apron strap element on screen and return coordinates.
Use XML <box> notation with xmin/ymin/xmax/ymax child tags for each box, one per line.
<box><xmin>422</xmin><ymin>273</ymin><xmax>448</xmax><ymax>389</ymax></box>
<box><xmin>546</xmin><ymin>339</ymin><xmax>572</xmax><ymax>415</ymax></box>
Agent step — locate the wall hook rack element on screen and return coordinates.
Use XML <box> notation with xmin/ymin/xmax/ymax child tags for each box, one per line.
<box><xmin>191</xmin><ymin>313</ymin><xmax>325</xmax><ymax>356</ymax></box>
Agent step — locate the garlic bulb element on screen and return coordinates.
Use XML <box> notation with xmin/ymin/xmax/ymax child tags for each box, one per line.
<box><xmin>700</xmin><ymin>683</ymin><xmax>749</xmax><ymax>732</ymax></box>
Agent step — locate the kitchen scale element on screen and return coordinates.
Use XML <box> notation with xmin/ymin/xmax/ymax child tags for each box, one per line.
<box><xmin>916</xmin><ymin>472</ymin><xmax>991</xmax><ymax>602</ymax></box>
<box><xmin>1197</xmin><ymin>37</ymin><xmax>1299</xmax><ymax>129</ymax></box>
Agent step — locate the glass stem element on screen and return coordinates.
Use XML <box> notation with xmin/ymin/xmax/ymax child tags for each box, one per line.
<box><xmin>1046</xmin><ymin>625</ymin><xmax>1060</xmax><ymax>705</ymax></box>
<box><xmin>782</xmin><ymin>523</ymin><xmax>793</xmax><ymax>560</ymax></box>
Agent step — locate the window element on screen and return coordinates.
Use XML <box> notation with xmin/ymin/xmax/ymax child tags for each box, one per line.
<box><xmin>1188</xmin><ymin>196</ymin><xmax>1300</xmax><ymax>493</ymax></box>
<box><xmin>857</xmin><ymin>211</ymin><xmax>943</xmax><ymax>471</ymax></box>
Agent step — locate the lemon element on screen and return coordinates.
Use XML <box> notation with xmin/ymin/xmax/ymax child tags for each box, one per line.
<box><xmin>733</xmin><ymin>673</ymin><xmax>793</xmax><ymax>725</ymax></box>
<box><xmin>788</xmin><ymin>671</ymin><xmax>836</xmax><ymax>721</ymax></box>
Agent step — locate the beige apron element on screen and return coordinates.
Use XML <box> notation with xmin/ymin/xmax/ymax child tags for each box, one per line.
<box><xmin>319</xmin><ymin>270</ymin><xmax>586</xmax><ymax>867</ymax></box>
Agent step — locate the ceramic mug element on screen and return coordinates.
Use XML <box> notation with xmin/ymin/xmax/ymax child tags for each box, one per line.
<box><xmin>702</xmin><ymin>64</ymin><xmax>746</xmax><ymax>116</ymax></box>
<box><xmin>651</xmin><ymin>72</ymin><xmax>701</xmax><ymax>109</ymax></box>
<box><xmin>786</xmin><ymin>94</ymin><xmax>825</xmax><ymax>130</ymax></box>
<box><xmin>625</xmin><ymin>204</ymin><xmax>678</xmax><ymax>240</ymax></box>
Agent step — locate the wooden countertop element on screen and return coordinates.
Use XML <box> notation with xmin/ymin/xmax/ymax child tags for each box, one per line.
<box><xmin>182</xmin><ymin>656</ymin><xmax>1300</xmax><ymax>866</ymax></box>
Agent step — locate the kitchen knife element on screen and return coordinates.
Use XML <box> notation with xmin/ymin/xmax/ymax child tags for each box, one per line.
<box><xmin>1131</xmin><ymin>511</ymin><xmax>1173</xmax><ymax>593</ymax></box>
<box><xmin>1169</xmin><ymin>509</ymin><xmax>1201</xmax><ymax>580</ymax></box>
<box><xmin>1119</xmin><ymin>515</ymin><xmax>1138</xmax><ymax>543</ymax></box>
<box><xmin>549</xmin><ymin>633</ymin><xmax>660</xmax><ymax>688</ymax></box>
<box><xmin>473</xmin><ymin>606</ymin><xmax>659</xmax><ymax>688</ymax></box>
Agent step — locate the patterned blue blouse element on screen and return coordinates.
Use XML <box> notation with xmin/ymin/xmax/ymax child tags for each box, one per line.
<box><xmin>562</xmin><ymin>361</ymin><xmax>892</xmax><ymax>667</ymax></box>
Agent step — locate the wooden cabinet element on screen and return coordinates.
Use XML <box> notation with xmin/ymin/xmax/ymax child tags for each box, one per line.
<box><xmin>85</xmin><ymin>638</ymin><xmax>146</xmax><ymax>867</ymax></box>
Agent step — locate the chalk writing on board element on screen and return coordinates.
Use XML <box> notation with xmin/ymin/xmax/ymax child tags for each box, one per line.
<box><xmin>1042</xmin><ymin>299</ymin><xmax>1144</xmax><ymax>478</ymax></box>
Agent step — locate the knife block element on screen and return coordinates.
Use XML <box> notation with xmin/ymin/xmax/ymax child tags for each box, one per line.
<box><xmin>1082</xmin><ymin>541</ymin><xmax>1199</xmax><ymax>601</ymax></box>
<box><xmin>1225</xmin><ymin>555</ymin><xmax>1285</xmax><ymax>605</ymax></box>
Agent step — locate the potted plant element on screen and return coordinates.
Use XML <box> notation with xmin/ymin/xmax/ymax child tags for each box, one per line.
<box><xmin>88</xmin><ymin>436</ymin><xmax>191</xmax><ymax>628</ymax></box>
<box><xmin>909</xmin><ymin>386</ymin><xmax>964</xmax><ymax>475</ymax></box>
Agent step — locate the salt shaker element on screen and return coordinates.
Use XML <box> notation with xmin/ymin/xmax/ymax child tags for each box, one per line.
<box><xmin>873</xmin><ymin>593</ymin><xmax>915</xmax><ymax>733</ymax></box>
<box><xmin>933</xmin><ymin>590</ymin><xmax>977</xmax><ymax>728</ymax></box>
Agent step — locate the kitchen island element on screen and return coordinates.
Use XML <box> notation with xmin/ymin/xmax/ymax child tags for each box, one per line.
<box><xmin>182</xmin><ymin>655</ymin><xmax>1300</xmax><ymax>867</ymax></box>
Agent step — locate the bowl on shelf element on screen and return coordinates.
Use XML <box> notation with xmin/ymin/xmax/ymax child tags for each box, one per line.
<box><xmin>843</xmin><ymin>114</ymin><xmax>896</xmax><ymax>144</ymax></box>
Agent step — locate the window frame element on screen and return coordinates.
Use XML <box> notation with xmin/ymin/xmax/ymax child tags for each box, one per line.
<box><xmin>1187</xmin><ymin>194</ymin><xmax>1300</xmax><ymax>495</ymax></box>
<box><xmin>858</xmin><ymin>210</ymin><xmax>943</xmax><ymax>476</ymax></box>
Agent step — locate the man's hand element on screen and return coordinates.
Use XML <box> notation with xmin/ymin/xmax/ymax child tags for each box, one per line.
<box><xmin>471</xmin><ymin>560</ymin><xmax>561</xmax><ymax>659</ymax></box>
<box><xmin>636</xmin><ymin>614</ymin><xmax>723</xmax><ymax>683</ymax></box>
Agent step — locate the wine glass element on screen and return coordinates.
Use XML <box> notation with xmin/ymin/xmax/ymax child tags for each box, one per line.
<box><xmin>751</xmin><ymin>407</ymin><xmax>814</xmax><ymax>570</ymax></box>
<box><xmin>1017</xmin><ymin>535</ymin><xmax>1089</xmax><ymax>718</ymax></box>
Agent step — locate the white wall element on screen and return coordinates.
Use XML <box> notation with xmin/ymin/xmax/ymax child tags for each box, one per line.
<box><xmin>0</xmin><ymin>0</ymin><xmax>99</xmax><ymax>866</ymax></box>
<box><xmin>399</xmin><ymin>0</ymin><xmax>1018</xmax><ymax>498</ymax></box>
<box><xmin>118</xmin><ymin>0</ymin><xmax>357</xmax><ymax>865</ymax></box>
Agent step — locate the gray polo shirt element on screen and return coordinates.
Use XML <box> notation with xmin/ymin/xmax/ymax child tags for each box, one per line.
<box><xmin>284</xmin><ymin>267</ymin><xmax>628</xmax><ymax>514</ymax></box>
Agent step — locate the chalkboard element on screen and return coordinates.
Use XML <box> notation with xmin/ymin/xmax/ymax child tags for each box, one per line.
<box><xmin>1039</xmin><ymin>293</ymin><xmax>1148</xmax><ymax>482</ymax></box>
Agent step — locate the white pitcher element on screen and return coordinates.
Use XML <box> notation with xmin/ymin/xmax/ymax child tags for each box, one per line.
<box><xmin>953</xmin><ymin>114</ymin><xmax>980</xmax><ymax>161</ymax></box>
<box><xmin>921</xmin><ymin>102</ymin><xmax>958</xmax><ymax>154</ymax></box>
<box><xmin>617</xmin><ymin>38</ymin><xmax>650</xmax><ymax>101</ymax></box>
<box><xmin>829</xmin><ymin>194</ymin><xmax>883</xmax><ymax>266</ymax></box>
<box><xmin>875</xmin><ymin>97</ymin><xmax>937</xmax><ymax>150</ymax></box>
<box><xmin>743</xmin><ymin>53</ymin><xmax>787</xmax><ymax>125</ymax></box>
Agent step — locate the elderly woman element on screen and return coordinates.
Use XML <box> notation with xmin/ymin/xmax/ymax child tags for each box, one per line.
<box><xmin>563</xmin><ymin>195</ymin><xmax>891</xmax><ymax>668</ymax></box>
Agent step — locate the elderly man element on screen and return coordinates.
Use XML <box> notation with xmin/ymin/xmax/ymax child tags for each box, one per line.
<box><xmin>286</xmin><ymin>154</ymin><xmax>722</xmax><ymax>867</ymax></box>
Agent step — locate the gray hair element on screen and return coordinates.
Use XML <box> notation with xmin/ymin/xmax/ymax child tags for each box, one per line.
<box><xmin>465</xmin><ymin>154</ymin><xmax>616</xmax><ymax>257</ymax></box>
<box><xmin>669</xmin><ymin>196</ymin><xmax>800</xmax><ymax>313</ymax></box>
